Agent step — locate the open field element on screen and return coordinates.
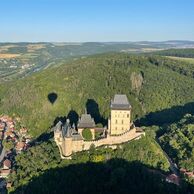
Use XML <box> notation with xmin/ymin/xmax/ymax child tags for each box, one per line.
<box><xmin>165</xmin><ymin>56</ymin><xmax>194</xmax><ymax>63</ymax></box>
<box><xmin>0</xmin><ymin>42</ymin><xmax>194</xmax><ymax>83</ymax></box>
<box><xmin>0</xmin><ymin>53</ymin><xmax>21</xmax><ymax>59</ymax></box>
<box><xmin>27</xmin><ymin>44</ymin><xmax>46</xmax><ymax>52</ymax></box>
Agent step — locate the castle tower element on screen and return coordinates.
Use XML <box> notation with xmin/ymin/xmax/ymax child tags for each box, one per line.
<box><xmin>62</xmin><ymin>119</ymin><xmax>73</xmax><ymax>157</ymax></box>
<box><xmin>110</xmin><ymin>94</ymin><xmax>131</xmax><ymax>135</ymax></box>
<box><xmin>54</xmin><ymin>121</ymin><xmax>63</xmax><ymax>141</ymax></box>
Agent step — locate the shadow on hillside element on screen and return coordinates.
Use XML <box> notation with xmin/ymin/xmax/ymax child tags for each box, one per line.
<box><xmin>30</xmin><ymin>131</ymin><xmax>54</xmax><ymax>146</ymax></box>
<box><xmin>67</xmin><ymin>110</ymin><xmax>79</xmax><ymax>127</ymax></box>
<box><xmin>48</xmin><ymin>92</ymin><xmax>58</xmax><ymax>105</ymax></box>
<box><xmin>53</xmin><ymin>110</ymin><xmax>79</xmax><ymax>127</ymax></box>
<box><xmin>11</xmin><ymin>158</ymin><xmax>193</xmax><ymax>194</ymax></box>
<box><xmin>135</xmin><ymin>101</ymin><xmax>194</xmax><ymax>127</ymax></box>
<box><xmin>53</xmin><ymin>116</ymin><xmax>67</xmax><ymax>126</ymax></box>
<box><xmin>86</xmin><ymin>99</ymin><xmax>107</xmax><ymax>126</ymax></box>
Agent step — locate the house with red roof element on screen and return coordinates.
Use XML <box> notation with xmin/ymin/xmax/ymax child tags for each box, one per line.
<box><xmin>3</xmin><ymin>159</ymin><xmax>11</xmax><ymax>170</ymax></box>
<box><xmin>15</xmin><ymin>142</ymin><xmax>25</xmax><ymax>152</ymax></box>
<box><xmin>166</xmin><ymin>174</ymin><xmax>180</xmax><ymax>185</ymax></box>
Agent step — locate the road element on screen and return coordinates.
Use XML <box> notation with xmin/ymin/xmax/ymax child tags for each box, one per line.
<box><xmin>155</xmin><ymin>138</ymin><xmax>179</xmax><ymax>176</ymax></box>
<box><xmin>0</xmin><ymin>147</ymin><xmax>6</xmax><ymax>163</ymax></box>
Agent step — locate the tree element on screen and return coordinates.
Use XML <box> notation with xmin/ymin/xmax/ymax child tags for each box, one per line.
<box><xmin>3</xmin><ymin>139</ymin><xmax>15</xmax><ymax>151</ymax></box>
<box><xmin>82</xmin><ymin>128</ymin><xmax>92</xmax><ymax>140</ymax></box>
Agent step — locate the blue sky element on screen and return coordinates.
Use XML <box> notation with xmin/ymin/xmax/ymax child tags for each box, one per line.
<box><xmin>0</xmin><ymin>0</ymin><xmax>194</xmax><ymax>42</ymax></box>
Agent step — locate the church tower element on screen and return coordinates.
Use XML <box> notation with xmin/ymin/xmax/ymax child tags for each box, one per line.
<box><xmin>109</xmin><ymin>94</ymin><xmax>131</xmax><ymax>135</ymax></box>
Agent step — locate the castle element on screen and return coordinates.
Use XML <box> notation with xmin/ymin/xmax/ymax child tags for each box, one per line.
<box><xmin>54</xmin><ymin>94</ymin><xmax>145</xmax><ymax>159</ymax></box>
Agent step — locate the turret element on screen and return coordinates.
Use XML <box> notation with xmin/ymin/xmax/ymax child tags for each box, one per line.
<box><xmin>62</xmin><ymin>119</ymin><xmax>73</xmax><ymax>157</ymax></box>
<box><xmin>54</xmin><ymin>121</ymin><xmax>63</xmax><ymax>140</ymax></box>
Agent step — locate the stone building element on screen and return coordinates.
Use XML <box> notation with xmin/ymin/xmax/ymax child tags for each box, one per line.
<box><xmin>54</xmin><ymin>94</ymin><xmax>145</xmax><ymax>159</ymax></box>
<box><xmin>108</xmin><ymin>94</ymin><xmax>131</xmax><ymax>135</ymax></box>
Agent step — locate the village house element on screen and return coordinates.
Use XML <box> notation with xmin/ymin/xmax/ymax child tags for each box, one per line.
<box><xmin>0</xmin><ymin>122</ymin><xmax>5</xmax><ymax>132</ymax></box>
<box><xmin>15</xmin><ymin>142</ymin><xmax>26</xmax><ymax>152</ymax></box>
<box><xmin>0</xmin><ymin>169</ymin><xmax>11</xmax><ymax>178</ymax></box>
<box><xmin>3</xmin><ymin>159</ymin><xmax>11</xmax><ymax>170</ymax></box>
<box><xmin>180</xmin><ymin>168</ymin><xmax>194</xmax><ymax>178</ymax></box>
<box><xmin>4</xmin><ymin>131</ymin><xmax>15</xmax><ymax>139</ymax></box>
<box><xmin>184</xmin><ymin>171</ymin><xmax>194</xmax><ymax>178</ymax></box>
<box><xmin>166</xmin><ymin>174</ymin><xmax>180</xmax><ymax>186</ymax></box>
<box><xmin>6</xmin><ymin>182</ymin><xmax>12</xmax><ymax>189</ymax></box>
<box><xmin>54</xmin><ymin>94</ymin><xmax>145</xmax><ymax>159</ymax></box>
<box><xmin>19</xmin><ymin>127</ymin><xmax>28</xmax><ymax>135</ymax></box>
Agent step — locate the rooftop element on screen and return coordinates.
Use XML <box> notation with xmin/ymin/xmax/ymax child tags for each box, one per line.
<box><xmin>3</xmin><ymin>159</ymin><xmax>11</xmax><ymax>168</ymax></box>
<box><xmin>77</xmin><ymin>114</ymin><xmax>95</xmax><ymax>128</ymax></box>
<box><xmin>54</xmin><ymin>121</ymin><xmax>63</xmax><ymax>132</ymax></box>
<box><xmin>16</xmin><ymin>142</ymin><xmax>25</xmax><ymax>150</ymax></box>
<box><xmin>111</xmin><ymin>94</ymin><xmax>131</xmax><ymax>110</ymax></box>
<box><xmin>62</xmin><ymin>119</ymin><xmax>83</xmax><ymax>140</ymax></box>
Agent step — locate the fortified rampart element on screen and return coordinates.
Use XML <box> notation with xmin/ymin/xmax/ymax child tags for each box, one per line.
<box><xmin>54</xmin><ymin>94</ymin><xmax>145</xmax><ymax>159</ymax></box>
<box><xmin>55</xmin><ymin>127</ymin><xmax>145</xmax><ymax>158</ymax></box>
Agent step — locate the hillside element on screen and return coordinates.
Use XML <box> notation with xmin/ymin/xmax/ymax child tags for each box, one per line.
<box><xmin>1</xmin><ymin>42</ymin><xmax>194</xmax><ymax>82</ymax></box>
<box><xmin>9</xmin><ymin>136</ymin><xmax>173</xmax><ymax>193</ymax></box>
<box><xmin>152</xmin><ymin>48</ymin><xmax>194</xmax><ymax>58</ymax></box>
<box><xmin>1</xmin><ymin>53</ymin><xmax>194</xmax><ymax>137</ymax></box>
<box><xmin>159</xmin><ymin>114</ymin><xmax>194</xmax><ymax>171</ymax></box>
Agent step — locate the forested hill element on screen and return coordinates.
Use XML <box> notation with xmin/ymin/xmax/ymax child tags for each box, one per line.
<box><xmin>152</xmin><ymin>48</ymin><xmax>194</xmax><ymax>58</ymax></box>
<box><xmin>1</xmin><ymin>53</ymin><xmax>194</xmax><ymax>137</ymax></box>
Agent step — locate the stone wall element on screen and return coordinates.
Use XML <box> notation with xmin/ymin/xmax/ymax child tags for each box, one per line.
<box><xmin>56</xmin><ymin>127</ymin><xmax>145</xmax><ymax>158</ymax></box>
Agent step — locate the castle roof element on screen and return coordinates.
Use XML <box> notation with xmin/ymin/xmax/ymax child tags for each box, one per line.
<box><xmin>111</xmin><ymin>94</ymin><xmax>131</xmax><ymax>110</ymax></box>
<box><xmin>77</xmin><ymin>114</ymin><xmax>95</xmax><ymax>128</ymax></box>
<box><xmin>62</xmin><ymin>119</ymin><xmax>72</xmax><ymax>138</ymax></box>
<box><xmin>62</xmin><ymin>119</ymin><xmax>83</xmax><ymax>140</ymax></box>
<box><xmin>54</xmin><ymin>121</ymin><xmax>63</xmax><ymax>132</ymax></box>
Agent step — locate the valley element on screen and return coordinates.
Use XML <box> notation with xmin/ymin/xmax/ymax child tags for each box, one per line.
<box><xmin>1</xmin><ymin>41</ymin><xmax>194</xmax><ymax>82</ymax></box>
<box><xmin>0</xmin><ymin>48</ymin><xmax>194</xmax><ymax>193</ymax></box>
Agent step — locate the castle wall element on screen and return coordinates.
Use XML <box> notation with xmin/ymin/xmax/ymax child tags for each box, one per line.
<box><xmin>110</xmin><ymin>109</ymin><xmax>131</xmax><ymax>135</ymax></box>
<box><xmin>56</xmin><ymin>128</ymin><xmax>145</xmax><ymax>158</ymax></box>
<box><xmin>72</xmin><ymin>139</ymin><xmax>84</xmax><ymax>152</ymax></box>
<box><xmin>82</xmin><ymin>127</ymin><xmax>136</xmax><ymax>150</ymax></box>
<box><xmin>62</xmin><ymin>137</ymin><xmax>72</xmax><ymax>157</ymax></box>
<box><xmin>54</xmin><ymin>94</ymin><xmax>145</xmax><ymax>159</ymax></box>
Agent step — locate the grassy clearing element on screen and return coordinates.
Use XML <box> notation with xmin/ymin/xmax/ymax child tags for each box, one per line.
<box><xmin>165</xmin><ymin>56</ymin><xmax>194</xmax><ymax>63</ymax></box>
<box><xmin>0</xmin><ymin>53</ymin><xmax>21</xmax><ymax>59</ymax></box>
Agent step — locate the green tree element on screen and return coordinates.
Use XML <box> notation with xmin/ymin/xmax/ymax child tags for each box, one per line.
<box><xmin>3</xmin><ymin>139</ymin><xmax>15</xmax><ymax>151</ymax></box>
<box><xmin>82</xmin><ymin>128</ymin><xmax>92</xmax><ymax>140</ymax></box>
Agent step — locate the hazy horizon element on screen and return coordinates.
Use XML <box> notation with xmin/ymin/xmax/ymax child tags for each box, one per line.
<box><xmin>0</xmin><ymin>40</ymin><xmax>194</xmax><ymax>44</ymax></box>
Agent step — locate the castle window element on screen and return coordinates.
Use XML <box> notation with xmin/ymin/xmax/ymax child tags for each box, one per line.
<box><xmin>115</xmin><ymin>127</ymin><xmax>117</xmax><ymax>130</ymax></box>
<box><xmin>115</xmin><ymin>120</ymin><xmax>117</xmax><ymax>124</ymax></box>
<box><xmin>127</xmin><ymin>114</ymin><xmax>129</xmax><ymax>118</ymax></box>
<box><xmin>122</xmin><ymin>120</ymin><xmax>124</xmax><ymax>124</ymax></box>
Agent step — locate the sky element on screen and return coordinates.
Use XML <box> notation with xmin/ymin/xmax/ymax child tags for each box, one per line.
<box><xmin>0</xmin><ymin>0</ymin><xmax>194</xmax><ymax>42</ymax></box>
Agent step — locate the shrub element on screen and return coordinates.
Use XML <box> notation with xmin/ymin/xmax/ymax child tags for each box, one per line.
<box><xmin>82</xmin><ymin>128</ymin><xmax>92</xmax><ymax>140</ymax></box>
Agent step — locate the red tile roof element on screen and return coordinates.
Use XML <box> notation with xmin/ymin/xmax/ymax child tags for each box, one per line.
<box><xmin>16</xmin><ymin>142</ymin><xmax>25</xmax><ymax>150</ymax></box>
<box><xmin>166</xmin><ymin>174</ymin><xmax>180</xmax><ymax>185</ymax></box>
<box><xmin>3</xmin><ymin>159</ymin><xmax>11</xmax><ymax>169</ymax></box>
